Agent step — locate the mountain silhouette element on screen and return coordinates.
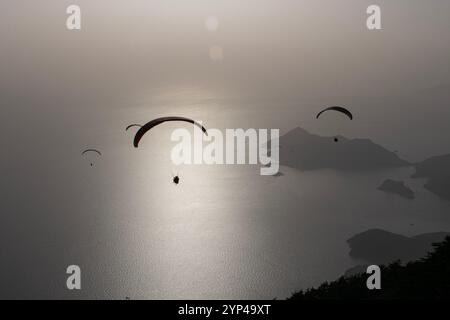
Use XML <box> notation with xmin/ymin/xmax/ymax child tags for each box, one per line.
<box><xmin>347</xmin><ymin>229</ymin><xmax>450</xmax><ymax>265</ymax></box>
<box><xmin>277</xmin><ymin>127</ymin><xmax>409</xmax><ymax>171</ymax></box>
<box><xmin>289</xmin><ymin>236</ymin><xmax>450</xmax><ymax>300</ymax></box>
<box><xmin>412</xmin><ymin>154</ymin><xmax>450</xmax><ymax>201</ymax></box>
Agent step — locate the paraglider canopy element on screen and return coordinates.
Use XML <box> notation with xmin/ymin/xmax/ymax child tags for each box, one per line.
<box><xmin>316</xmin><ymin>106</ymin><xmax>353</xmax><ymax>120</ymax></box>
<box><xmin>81</xmin><ymin>149</ymin><xmax>102</xmax><ymax>156</ymax></box>
<box><xmin>82</xmin><ymin>149</ymin><xmax>102</xmax><ymax>167</ymax></box>
<box><xmin>125</xmin><ymin>124</ymin><xmax>142</xmax><ymax>131</ymax></box>
<box><xmin>133</xmin><ymin>116</ymin><xmax>208</xmax><ymax>148</ymax></box>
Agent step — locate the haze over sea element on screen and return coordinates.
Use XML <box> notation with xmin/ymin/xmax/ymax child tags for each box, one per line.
<box><xmin>3</xmin><ymin>94</ymin><xmax>450</xmax><ymax>299</ymax></box>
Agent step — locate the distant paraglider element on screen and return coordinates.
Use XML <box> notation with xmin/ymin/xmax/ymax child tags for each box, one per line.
<box><xmin>316</xmin><ymin>106</ymin><xmax>353</xmax><ymax>142</ymax></box>
<box><xmin>81</xmin><ymin>149</ymin><xmax>102</xmax><ymax>156</ymax></box>
<box><xmin>125</xmin><ymin>124</ymin><xmax>142</xmax><ymax>132</ymax></box>
<box><xmin>81</xmin><ymin>149</ymin><xmax>102</xmax><ymax>167</ymax></box>
<box><xmin>133</xmin><ymin>116</ymin><xmax>208</xmax><ymax>148</ymax></box>
<box><xmin>316</xmin><ymin>106</ymin><xmax>353</xmax><ymax>121</ymax></box>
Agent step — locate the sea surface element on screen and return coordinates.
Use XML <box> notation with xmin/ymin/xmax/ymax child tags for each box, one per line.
<box><xmin>2</xmin><ymin>99</ymin><xmax>450</xmax><ymax>299</ymax></box>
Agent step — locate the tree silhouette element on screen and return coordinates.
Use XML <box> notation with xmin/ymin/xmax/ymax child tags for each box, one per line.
<box><xmin>289</xmin><ymin>236</ymin><xmax>450</xmax><ymax>300</ymax></box>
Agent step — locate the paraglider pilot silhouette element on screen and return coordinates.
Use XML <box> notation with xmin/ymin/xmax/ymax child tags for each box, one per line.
<box><xmin>316</xmin><ymin>106</ymin><xmax>353</xmax><ymax>142</ymax></box>
<box><xmin>133</xmin><ymin>117</ymin><xmax>208</xmax><ymax>185</ymax></box>
<box><xmin>173</xmin><ymin>175</ymin><xmax>180</xmax><ymax>185</ymax></box>
<box><xmin>81</xmin><ymin>149</ymin><xmax>102</xmax><ymax>167</ymax></box>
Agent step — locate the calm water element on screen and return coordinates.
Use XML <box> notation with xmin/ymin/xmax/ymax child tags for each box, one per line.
<box><xmin>2</xmin><ymin>101</ymin><xmax>450</xmax><ymax>299</ymax></box>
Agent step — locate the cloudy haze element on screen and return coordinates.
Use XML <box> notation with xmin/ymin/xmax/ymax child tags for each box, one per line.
<box><xmin>1</xmin><ymin>1</ymin><xmax>450</xmax><ymax>161</ymax></box>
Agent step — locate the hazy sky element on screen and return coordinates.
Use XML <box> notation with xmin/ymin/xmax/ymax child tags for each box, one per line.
<box><xmin>1</xmin><ymin>0</ymin><xmax>449</xmax><ymax>101</ymax></box>
<box><xmin>1</xmin><ymin>0</ymin><xmax>450</xmax><ymax>162</ymax></box>
<box><xmin>1</xmin><ymin>1</ymin><xmax>450</xmax><ymax>163</ymax></box>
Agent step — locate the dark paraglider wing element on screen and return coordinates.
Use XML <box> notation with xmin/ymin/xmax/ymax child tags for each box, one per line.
<box><xmin>125</xmin><ymin>124</ymin><xmax>142</xmax><ymax>131</ymax></box>
<box><xmin>81</xmin><ymin>149</ymin><xmax>102</xmax><ymax>156</ymax></box>
<box><xmin>316</xmin><ymin>106</ymin><xmax>353</xmax><ymax>120</ymax></box>
<box><xmin>133</xmin><ymin>116</ymin><xmax>208</xmax><ymax>148</ymax></box>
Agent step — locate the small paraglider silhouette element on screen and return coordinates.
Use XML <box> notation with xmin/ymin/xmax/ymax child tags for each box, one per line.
<box><xmin>316</xmin><ymin>106</ymin><xmax>353</xmax><ymax>143</ymax></box>
<box><xmin>125</xmin><ymin>124</ymin><xmax>142</xmax><ymax>132</ymax></box>
<box><xmin>81</xmin><ymin>149</ymin><xmax>102</xmax><ymax>167</ymax></box>
<box><xmin>126</xmin><ymin>124</ymin><xmax>143</xmax><ymax>144</ymax></box>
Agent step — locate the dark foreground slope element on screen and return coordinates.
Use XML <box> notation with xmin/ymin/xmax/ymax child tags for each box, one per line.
<box><xmin>347</xmin><ymin>229</ymin><xmax>450</xmax><ymax>265</ymax></box>
<box><xmin>289</xmin><ymin>236</ymin><xmax>450</xmax><ymax>300</ymax></box>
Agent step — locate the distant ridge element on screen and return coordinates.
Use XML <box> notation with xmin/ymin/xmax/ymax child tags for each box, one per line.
<box><xmin>289</xmin><ymin>235</ymin><xmax>450</xmax><ymax>300</ymax></box>
<box><xmin>412</xmin><ymin>154</ymin><xmax>450</xmax><ymax>201</ymax></box>
<box><xmin>347</xmin><ymin>229</ymin><xmax>450</xmax><ymax>264</ymax></box>
<box><xmin>276</xmin><ymin>127</ymin><xmax>409</xmax><ymax>171</ymax></box>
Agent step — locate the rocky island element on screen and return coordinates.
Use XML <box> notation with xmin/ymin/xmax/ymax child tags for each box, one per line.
<box><xmin>377</xmin><ymin>179</ymin><xmax>415</xmax><ymax>199</ymax></box>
